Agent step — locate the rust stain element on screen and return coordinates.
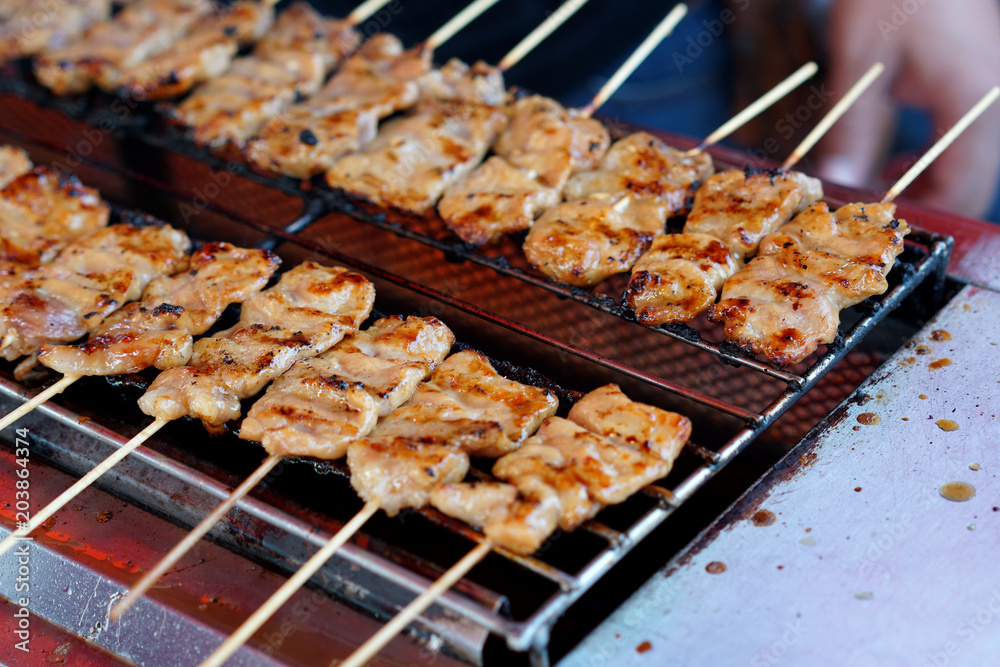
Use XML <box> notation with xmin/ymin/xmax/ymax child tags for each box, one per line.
<box><xmin>705</xmin><ymin>561</ymin><xmax>726</xmax><ymax>574</ymax></box>
<box><xmin>930</xmin><ymin>329</ymin><xmax>952</xmax><ymax>342</ymax></box>
<box><xmin>929</xmin><ymin>358</ymin><xmax>952</xmax><ymax>369</ymax></box>
<box><xmin>750</xmin><ymin>509</ymin><xmax>776</xmax><ymax>526</ymax></box>
<box><xmin>96</xmin><ymin>510</ymin><xmax>113</xmax><ymax>523</ymax></box>
<box><xmin>45</xmin><ymin>641</ymin><xmax>72</xmax><ymax>664</ymax></box>
<box><xmin>636</xmin><ymin>641</ymin><xmax>653</xmax><ymax>654</ymax></box>
<box><xmin>915</xmin><ymin>345</ymin><xmax>932</xmax><ymax>355</ymax></box>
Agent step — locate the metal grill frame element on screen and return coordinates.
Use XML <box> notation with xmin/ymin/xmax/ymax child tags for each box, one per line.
<box><xmin>0</xmin><ymin>76</ymin><xmax>954</xmax><ymax>666</ymax></box>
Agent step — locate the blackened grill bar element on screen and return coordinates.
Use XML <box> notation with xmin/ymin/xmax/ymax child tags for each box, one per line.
<box><xmin>0</xmin><ymin>70</ymin><xmax>955</xmax><ymax>666</ymax></box>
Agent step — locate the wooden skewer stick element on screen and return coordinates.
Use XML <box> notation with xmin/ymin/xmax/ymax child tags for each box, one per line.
<box><xmin>425</xmin><ymin>0</ymin><xmax>502</xmax><ymax>50</ymax></box>
<box><xmin>882</xmin><ymin>86</ymin><xmax>1000</xmax><ymax>203</ymax></box>
<box><xmin>199</xmin><ymin>499</ymin><xmax>382</xmax><ymax>667</ymax></box>
<box><xmin>339</xmin><ymin>540</ymin><xmax>495</xmax><ymax>667</ymax></box>
<box><xmin>781</xmin><ymin>62</ymin><xmax>885</xmax><ymax>171</ymax></box>
<box><xmin>498</xmin><ymin>0</ymin><xmax>592</xmax><ymax>71</ymax></box>
<box><xmin>578</xmin><ymin>3</ymin><xmax>689</xmax><ymax>118</ymax></box>
<box><xmin>346</xmin><ymin>0</ymin><xmax>395</xmax><ymax>25</ymax></box>
<box><xmin>684</xmin><ymin>61</ymin><xmax>819</xmax><ymax>156</ymax></box>
<box><xmin>0</xmin><ymin>374</ymin><xmax>79</xmax><ymax>433</ymax></box>
<box><xmin>0</xmin><ymin>418</ymin><xmax>167</xmax><ymax>558</ymax></box>
<box><xmin>109</xmin><ymin>452</ymin><xmax>283</xmax><ymax>622</ymax></box>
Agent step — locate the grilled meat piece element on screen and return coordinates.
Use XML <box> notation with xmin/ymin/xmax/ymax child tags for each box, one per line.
<box><xmin>684</xmin><ymin>169</ymin><xmax>823</xmax><ymax>260</ymax></box>
<box><xmin>564</xmin><ymin>132</ymin><xmax>714</xmax><ymax>227</ymax></box>
<box><xmin>438</xmin><ymin>156</ymin><xmax>560</xmax><ymax>245</ymax></box>
<box><xmin>347</xmin><ymin>349</ymin><xmax>558</xmax><ymax>516</ymax></box>
<box><xmin>138</xmin><ymin>262</ymin><xmax>374</xmax><ymax>433</ymax></box>
<box><xmin>0</xmin><ymin>0</ymin><xmax>110</xmax><ymax>63</ymax></box>
<box><xmin>34</xmin><ymin>0</ymin><xmax>211</xmax><ymax>95</ymax></box>
<box><xmin>710</xmin><ymin>202</ymin><xmax>909</xmax><ymax>366</ymax></box>
<box><xmin>246</xmin><ymin>34</ymin><xmax>432</xmax><ymax>178</ymax></box>
<box><xmin>55</xmin><ymin>222</ymin><xmax>191</xmax><ymax>301</ymax></box>
<box><xmin>623</xmin><ymin>169</ymin><xmax>821</xmax><ymax>325</ymax></box>
<box><xmin>171</xmin><ymin>3</ymin><xmax>359</xmax><ymax>149</ymax></box>
<box><xmin>523</xmin><ymin>193</ymin><xmax>654</xmax><ymax>287</ymax></box>
<box><xmin>240</xmin><ymin>316</ymin><xmax>454</xmax><ymax>459</ymax></box>
<box><xmin>0</xmin><ymin>146</ymin><xmax>32</xmax><ymax>189</ymax></box>
<box><xmin>326</xmin><ymin>59</ymin><xmax>508</xmax><ymax>214</ymax></box>
<box><xmin>435</xmin><ymin>385</ymin><xmax>691</xmax><ymax>554</ymax></box>
<box><xmin>623</xmin><ymin>233</ymin><xmax>742</xmax><ymax>326</ymax></box>
<box><xmin>117</xmin><ymin>0</ymin><xmax>274</xmax><ymax>100</ymax></box>
<box><xmin>38</xmin><ymin>243</ymin><xmax>280</xmax><ymax>376</ymax></box>
<box><xmin>493</xmin><ymin>95</ymin><xmax>609</xmax><ymax>189</ymax></box>
<box><xmin>0</xmin><ymin>167</ymin><xmax>109</xmax><ymax>269</ymax></box>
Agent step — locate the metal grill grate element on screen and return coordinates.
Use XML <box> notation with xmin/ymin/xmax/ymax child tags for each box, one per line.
<box><xmin>0</xmin><ymin>72</ymin><xmax>954</xmax><ymax>666</ymax></box>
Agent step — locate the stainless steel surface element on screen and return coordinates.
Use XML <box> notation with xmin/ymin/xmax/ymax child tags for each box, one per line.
<box><xmin>560</xmin><ymin>284</ymin><xmax>1000</xmax><ymax>667</ymax></box>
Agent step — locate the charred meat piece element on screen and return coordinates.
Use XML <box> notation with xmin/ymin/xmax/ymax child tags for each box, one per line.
<box><xmin>246</xmin><ymin>34</ymin><xmax>432</xmax><ymax>178</ymax></box>
<box><xmin>710</xmin><ymin>202</ymin><xmax>909</xmax><ymax>366</ymax></box>
<box><xmin>240</xmin><ymin>316</ymin><xmax>454</xmax><ymax>459</ymax></box>
<box><xmin>0</xmin><ymin>167</ymin><xmax>109</xmax><ymax>269</ymax></box>
<box><xmin>565</xmin><ymin>132</ymin><xmax>714</xmax><ymax>228</ymax></box>
<box><xmin>523</xmin><ymin>193</ymin><xmax>654</xmax><ymax>287</ymax></box>
<box><xmin>1</xmin><ymin>0</ymin><xmax>110</xmax><ymax>63</ymax></box>
<box><xmin>34</xmin><ymin>0</ymin><xmax>212</xmax><ymax>95</ymax></box>
<box><xmin>347</xmin><ymin>349</ymin><xmax>558</xmax><ymax>516</ymax></box>
<box><xmin>326</xmin><ymin>59</ymin><xmax>508</xmax><ymax>214</ymax></box>
<box><xmin>138</xmin><ymin>262</ymin><xmax>374</xmax><ymax>432</ymax></box>
<box><xmin>117</xmin><ymin>0</ymin><xmax>275</xmax><ymax>100</ymax></box>
<box><xmin>438</xmin><ymin>156</ymin><xmax>560</xmax><ymax>245</ymax></box>
<box><xmin>38</xmin><ymin>243</ymin><xmax>280</xmax><ymax>376</ymax></box>
<box><xmin>171</xmin><ymin>3</ymin><xmax>359</xmax><ymax>149</ymax></box>
<box><xmin>623</xmin><ymin>233</ymin><xmax>742</xmax><ymax>326</ymax></box>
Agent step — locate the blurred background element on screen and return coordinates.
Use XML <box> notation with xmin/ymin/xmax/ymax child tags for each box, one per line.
<box><xmin>311</xmin><ymin>0</ymin><xmax>1000</xmax><ymax>224</ymax></box>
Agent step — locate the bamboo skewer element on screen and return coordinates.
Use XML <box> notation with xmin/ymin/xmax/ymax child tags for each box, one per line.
<box><xmin>0</xmin><ymin>418</ymin><xmax>167</xmax><ymax>558</ymax></box>
<box><xmin>425</xmin><ymin>0</ymin><xmax>502</xmax><ymax>50</ymax></box>
<box><xmin>497</xmin><ymin>0</ymin><xmax>592</xmax><ymax>71</ymax></box>
<box><xmin>578</xmin><ymin>4</ymin><xmax>688</xmax><ymax>118</ymax></box>
<box><xmin>781</xmin><ymin>62</ymin><xmax>885</xmax><ymax>171</ymax></box>
<box><xmin>0</xmin><ymin>374</ymin><xmax>78</xmax><ymax>433</ymax></box>
<box><xmin>683</xmin><ymin>61</ymin><xmax>819</xmax><ymax>156</ymax></box>
<box><xmin>882</xmin><ymin>86</ymin><xmax>1000</xmax><ymax>203</ymax></box>
<box><xmin>340</xmin><ymin>540</ymin><xmax>494</xmax><ymax>667</ymax></box>
<box><xmin>199</xmin><ymin>499</ymin><xmax>382</xmax><ymax>667</ymax></box>
<box><xmin>346</xmin><ymin>0</ymin><xmax>396</xmax><ymax>25</ymax></box>
<box><xmin>108</xmin><ymin>453</ymin><xmax>283</xmax><ymax>621</ymax></box>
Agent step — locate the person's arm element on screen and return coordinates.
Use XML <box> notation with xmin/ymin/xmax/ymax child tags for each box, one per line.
<box><xmin>815</xmin><ymin>0</ymin><xmax>1000</xmax><ymax>218</ymax></box>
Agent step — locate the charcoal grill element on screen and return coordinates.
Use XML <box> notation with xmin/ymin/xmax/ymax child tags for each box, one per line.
<box><xmin>0</xmin><ymin>54</ymin><xmax>988</xmax><ymax>667</ymax></box>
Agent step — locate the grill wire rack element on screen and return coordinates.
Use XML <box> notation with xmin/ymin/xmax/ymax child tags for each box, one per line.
<box><xmin>0</xmin><ymin>71</ymin><xmax>954</xmax><ymax>666</ymax></box>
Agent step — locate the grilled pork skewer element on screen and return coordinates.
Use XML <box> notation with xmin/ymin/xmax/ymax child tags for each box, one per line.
<box><xmin>1</xmin><ymin>221</ymin><xmax>190</xmax><ymax>380</ymax></box>
<box><xmin>201</xmin><ymin>348</ymin><xmax>558</xmax><ymax>666</ymax></box>
<box><xmin>328</xmin><ymin>2</ymin><xmax>682</xmax><ymax>218</ymax></box>
<box><xmin>34</xmin><ymin>0</ymin><xmax>214</xmax><ymax>95</ymax></box>
<box><xmin>0</xmin><ymin>145</ymin><xmax>32</xmax><ymax>189</ymax></box>
<box><xmin>344</xmin><ymin>384</ymin><xmax>692</xmax><ymax>667</ymax></box>
<box><xmin>249</xmin><ymin>0</ymin><xmax>591</xmax><ymax>182</ymax></box>
<box><xmin>1</xmin><ymin>165</ymin><xmax>110</xmax><ymax>279</ymax></box>
<box><xmin>0</xmin><ymin>0</ymin><xmax>111</xmax><ymax>63</ymax></box>
<box><xmin>110</xmin><ymin>315</ymin><xmax>455</xmax><ymax>621</ymax></box>
<box><xmin>0</xmin><ymin>261</ymin><xmax>375</xmax><ymax>559</ymax></box>
<box><xmin>169</xmin><ymin>0</ymin><xmax>388</xmax><ymax>150</ymax></box>
<box><xmin>710</xmin><ymin>87</ymin><xmax>999</xmax><ymax>366</ymax></box>
<box><xmin>624</xmin><ymin>63</ymin><xmax>884</xmax><ymax>326</ymax></box>
<box><xmin>116</xmin><ymin>0</ymin><xmax>277</xmax><ymax>101</ymax></box>
<box><xmin>522</xmin><ymin>61</ymin><xmax>819</xmax><ymax>288</ymax></box>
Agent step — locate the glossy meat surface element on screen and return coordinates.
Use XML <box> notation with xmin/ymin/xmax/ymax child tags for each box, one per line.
<box><xmin>240</xmin><ymin>316</ymin><xmax>454</xmax><ymax>459</ymax></box>
<box><xmin>0</xmin><ymin>146</ymin><xmax>32</xmax><ymax>189</ymax></box>
<box><xmin>138</xmin><ymin>262</ymin><xmax>374</xmax><ymax>432</ymax></box>
<box><xmin>1</xmin><ymin>0</ymin><xmax>110</xmax><ymax>62</ymax></box>
<box><xmin>38</xmin><ymin>243</ymin><xmax>279</xmax><ymax>376</ymax></box>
